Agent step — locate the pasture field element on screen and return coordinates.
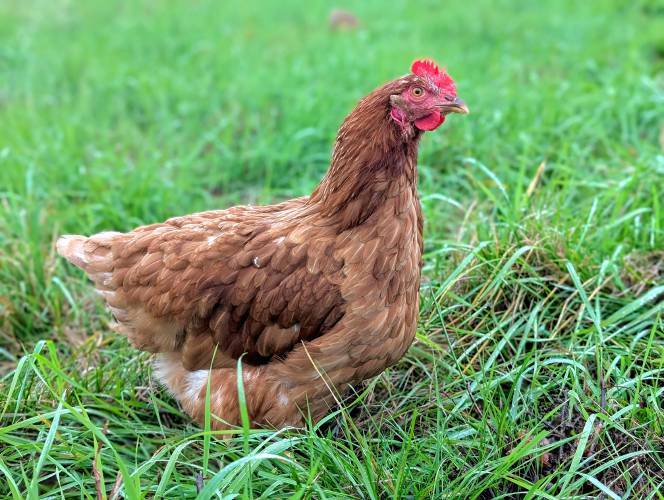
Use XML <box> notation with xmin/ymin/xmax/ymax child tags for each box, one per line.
<box><xmin>0</xmin><ymin>0</ymin><xmax>663</xmax><ymax>497</ymax></box>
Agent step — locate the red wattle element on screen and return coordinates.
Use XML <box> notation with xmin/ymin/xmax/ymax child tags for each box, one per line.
<box><xmin>414</xmin><ymin>110</ymin><xmax>444</xmax><ymax>131</ymax></box>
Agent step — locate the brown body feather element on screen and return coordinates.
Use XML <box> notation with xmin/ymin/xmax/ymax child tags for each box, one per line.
<box><xmin>57</xmin><ymin>78</ymin><xmax>425</xmax><ymax>429</ymax></box>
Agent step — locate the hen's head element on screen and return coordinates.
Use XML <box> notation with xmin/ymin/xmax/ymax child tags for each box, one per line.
<box><xmin>390</xmin><ymin>59</ymin><xmax>468</xmax><ymax>132</ymax></box>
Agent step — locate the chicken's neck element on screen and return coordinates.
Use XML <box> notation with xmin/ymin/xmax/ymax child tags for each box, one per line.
<box><xmin>310</xmin><ymin>86</ymin><xmax>422</xmax><ymax>229</ymax></box>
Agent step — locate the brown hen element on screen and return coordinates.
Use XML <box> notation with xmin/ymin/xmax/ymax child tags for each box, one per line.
<box><xmin>57</xmin><ymin>59</ymin><xmax>468</xmax><ymax>430</ymax></box>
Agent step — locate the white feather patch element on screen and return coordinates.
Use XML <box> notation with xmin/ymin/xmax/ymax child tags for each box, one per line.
<box><xmin>154</xmin><ymin>356</ymin><xmax>209</xmax><ymax>404</ymax></box>
<box><xmin>185</xmin><ymin>370</ymin><xmax>209</xmax><ymax>402</ymax></box>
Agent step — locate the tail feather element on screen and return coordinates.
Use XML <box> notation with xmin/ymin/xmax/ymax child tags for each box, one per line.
<box><xmin>56</xmin><ymin>235</ymin><xmax>91</xmax><ymax>270</ymax></box>
<box><xmin>57</xmin><ymin>231</ymin><xmax>128</xmax><ymax>323</ymax></box>
<box><xmin>56</xmin><ymin>232</ymin><xmax>121</xmax><ymax>285</ymax></box>
<box><xmin>56</xmin><ymin>231</ymin><xmax>183</xmax><ymax>353</ymax></box>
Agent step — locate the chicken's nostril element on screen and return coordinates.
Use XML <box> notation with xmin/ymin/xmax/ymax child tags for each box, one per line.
<box><xmin>444</xmin><ymin>94</ymin><xmax>455</xmax><ymax>102</ymax></box>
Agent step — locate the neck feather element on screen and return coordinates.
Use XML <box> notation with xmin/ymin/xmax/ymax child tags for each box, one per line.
<box><xmin>310</xmin><ymin>82</ymin><xmax>422</xmax><ymax>229</ymax></box>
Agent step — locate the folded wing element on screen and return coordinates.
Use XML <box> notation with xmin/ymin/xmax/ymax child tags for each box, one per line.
<box><xmin>57</xmin><ymin>198</ymin><xmax>346</xmax><ymax>369</ymax></box>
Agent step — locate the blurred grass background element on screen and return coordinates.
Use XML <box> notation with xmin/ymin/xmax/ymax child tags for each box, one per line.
<box><xmin>0</xmin><ymin>0</ymin><xmax>663</xmax><ymax>498</ymax></box>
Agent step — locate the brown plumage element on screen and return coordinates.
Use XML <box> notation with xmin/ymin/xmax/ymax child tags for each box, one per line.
<box><xmin>57</xmin><ymin>59</ymin><xmax>468</xmax><ymax>430</ymax></box>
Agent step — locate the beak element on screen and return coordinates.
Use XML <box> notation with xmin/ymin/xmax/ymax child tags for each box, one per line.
<box><xmin>439</xmin><ymin>96</ymin><xmax>469</xmax><ymax>114</ymax></box>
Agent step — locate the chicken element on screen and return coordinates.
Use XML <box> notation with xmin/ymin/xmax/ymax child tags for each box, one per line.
<box><xmin>57</xmin><ymin>59</ymin><xmax>468</xmax><ymax>430</ymax></box>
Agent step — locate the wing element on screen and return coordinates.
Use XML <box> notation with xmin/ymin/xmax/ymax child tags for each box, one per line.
<box><xmin>57</xmin><ymin>197</ymin><xmax>347</xmax><ymax>369</ymax></box>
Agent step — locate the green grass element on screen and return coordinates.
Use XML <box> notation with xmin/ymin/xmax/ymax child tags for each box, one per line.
<box><xmin>1</xmin><ymin>0</ymin><xmax>663</xmax><ymax>497</ymax></box>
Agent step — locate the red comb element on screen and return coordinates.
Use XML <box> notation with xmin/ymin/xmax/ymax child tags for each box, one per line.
<box><xmin>411</xmin><ymin>59</ymin><xmax>456</xmax><ymax>93</ymax></box>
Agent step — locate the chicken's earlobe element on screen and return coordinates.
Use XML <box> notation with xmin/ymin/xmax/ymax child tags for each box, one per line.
<box><xmin>389</xmin><ymin>95</ymin><xmax>409</xmax><ymax>127</ymax></box>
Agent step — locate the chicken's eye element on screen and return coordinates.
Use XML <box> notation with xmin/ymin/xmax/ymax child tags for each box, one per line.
<box><xmin>411</xmin><ymin>86</ymin><xmax>425</xmax><ymax>98</ymax></box>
